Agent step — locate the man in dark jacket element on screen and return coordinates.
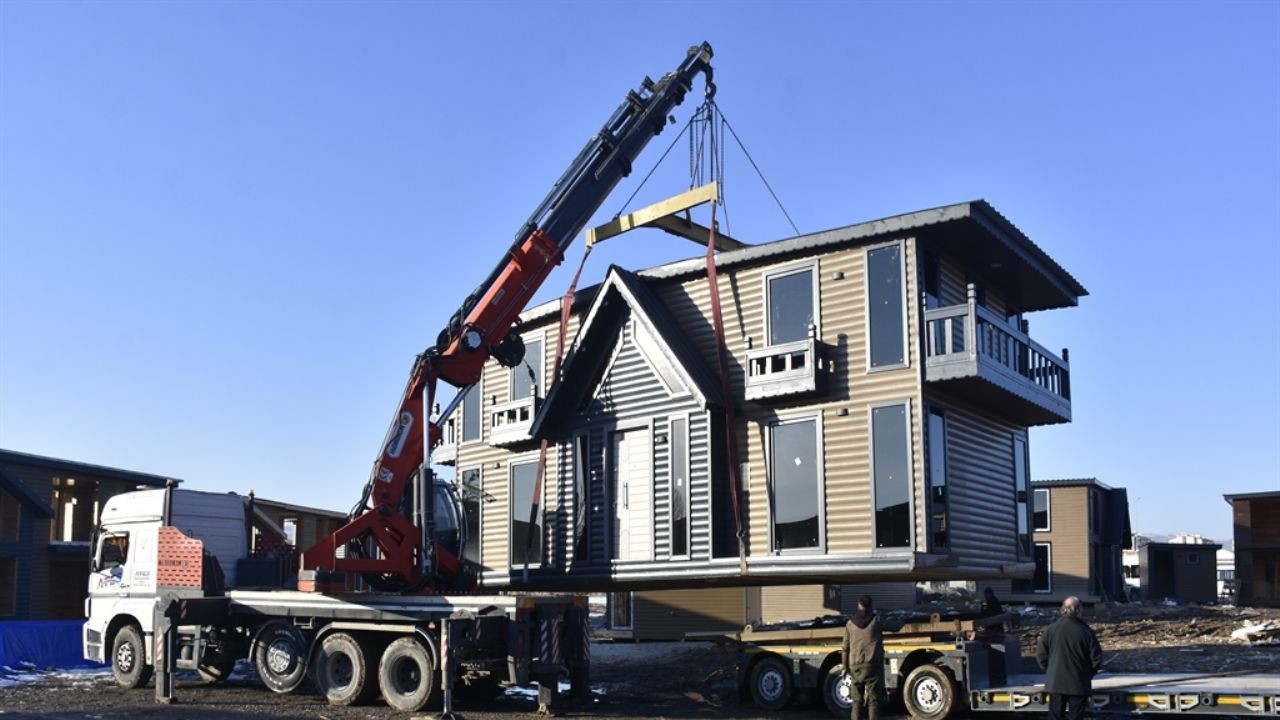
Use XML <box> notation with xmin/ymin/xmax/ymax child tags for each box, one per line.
<box><xmin>1035</xmin><ymin>596</ymin><xmax>1103</xmax><ymax>720</ymax></box>
<box><xmin>841</xmin><ymin>595</ymin><xmax>884</xmax><ymax>720</ymax></box>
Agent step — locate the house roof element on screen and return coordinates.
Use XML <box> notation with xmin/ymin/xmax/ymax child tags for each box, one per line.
<box><xmin>1033</xmin><ymin>477</ymin><xmax>1114</xmax><ymax>491</ymax></box>
<box><xmin>0</xmin><ymin>448</ymin><xmax>177</xmax><ymax>488</ymax></box>
<box><xmin>530</xmin><ymin>266</ymin><xmax>724</xmax><ymax>438</ymax></box>
<box><xmin>1223</xmin><ymin>490</ymin><xmax>1280</xmax><ymax>503</ymax></box>
<box><xmin>251</xmin><ymin>496</ymin><xmax>348</xmax><ymax>520</ymax></box>
<box><xmin>0</xmin><ymin>467</ymin><xmax>55</xmax><ymax>517</ymax></box>
<box><xmin>519</xmin><ymin>199</ymin><xmax>1087</xmax><ymax>327</ymax></box>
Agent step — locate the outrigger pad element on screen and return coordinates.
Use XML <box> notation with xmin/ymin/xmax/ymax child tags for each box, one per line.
<box><xmin>297</xmin><ymin>569</ymin><xmax>346</xmax><ymax>593</ymax></box>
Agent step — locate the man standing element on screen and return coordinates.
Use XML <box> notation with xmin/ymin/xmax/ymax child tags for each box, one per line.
<box><xmin>1035</xmin><ymin>596</ymin><xmax>1103</xmax><ymax>720</ymax></box>
<box><xmin>841</xmin><ymin>595</ymin><xmax>884</xmax><ymax>720</ymax></box>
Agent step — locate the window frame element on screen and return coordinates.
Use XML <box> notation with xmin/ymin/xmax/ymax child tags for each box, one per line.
<box><xmin>508</xmin><ymin>329</ymin><xmax>547</xmax><ymax>402</ymax></box>
<box><xmin>458</xmin><ymin>466</ymin><xmax>483</xmax><ymax>567</ymax></box>
<box><xmin>507</xmin><ymin>456</ymin><xmax>545</xmax><ymax>569</ymax></box>
<box><xmin>869</xmin><ymin>399</ymin><xmax>915</xmax><ymax>553</ymax></box>
<box><xmin>1186</xmin><ymin>550</ymin><xmax>1200</xmax><ymax>566</ymax></box>
<box><xmin>764</xmin><ymin>411</ymin><xmax>826</xmax><ymax>555</ymax></box>
<box><xmin>460</xmin><ymin>377</ymin><xmax>484</xmax><ymax>444</ymax></box>
<box><xmin>864</xmin><ymin>240</ymin><xmax>910</xmax><ymax>373</ymax></box>
<box><xmin>925</xmin><ymin>405</ymin><xmax>949</xmax><ymax>551</ymax></box>
<box><xmin>1013</xmin><ymin>435</ymin><xmax>1031</xmax><ymax>559</ymax></box>
<box><xmin>570</xmin><ymin>434</ymin><xmax>590</xmax><ymax>565</ymax></box>
<box><xmin>668</xmin><ymin>413</ymin><xmax>692</xmax><ymax>560</ymax></box>
<box><xmin>761</xmin><ymin>259</ymin><xmax>821</xmax><ymax>348</ymax></box>
<box><xmin>1033</xmin><ymin>488</ymin><xmax>1052</xmax><ymax>532</ymax></box>
<box><xmin>1033</xmin><ymin>541</ymin><xmax>1053</xmax><ymax>594</ymax></box>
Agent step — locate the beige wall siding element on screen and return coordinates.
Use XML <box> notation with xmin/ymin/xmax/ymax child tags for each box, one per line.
<box><xmin>755</xmin><ymin>584</ymin><xmax>840</xmax><ymax>624</ymax></box>
<box><xmin>996</xmin><ymin>486</ymin><xmax>1096</xmax><ymax>603</ymax></box>
<box><xmin>632</xmin><ymin>587</ymin><xmax>747</xmax><ymax>640</ymax></box>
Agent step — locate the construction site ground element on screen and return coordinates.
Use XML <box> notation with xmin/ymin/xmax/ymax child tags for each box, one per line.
<box><xmin>0</xmin><ymin>603</ymin><xmax>1275</xmax><ymax>719</ymax></box>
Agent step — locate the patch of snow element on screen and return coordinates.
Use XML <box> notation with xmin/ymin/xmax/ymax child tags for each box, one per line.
<box><xmin>0</xmin><ymin>666</ymin><xmax>111</xmax><ymax>688</ymax></box>
<box><xmin>501</xmin><ymin>681</ymin><xmax>606</xmax><ymax>700</ymax></box>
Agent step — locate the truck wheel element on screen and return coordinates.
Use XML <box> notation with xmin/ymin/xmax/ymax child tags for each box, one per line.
<box><xmin>111</xmin><ymin>624</ymin><xmax>152</xmax><ymax>689</ymax></box>
<box><xmin>197</xmin><ymin>651</ymin><xmax>237</xmax><ymax>683</ymax></box>
<box><xmin>253</xmin><ymin>621</ymin><xmax>308</xmax><ymax>693</ymax></box>
<box><xmin>314</xmin><ymin>632</ymin><xmax>376</xmax><ymax>706</ymax></box>
<box><xmin>749</xmin><ymin>656</ymin><xmax>792</xmax><ymax>710</ymax></box>
<box><xmin>902</xmin><ymin>664</ymin><xmax>958</xmax><ymax>720</ymax></box>
<box><xmin>822</xmin><ymin>664</ymin><xmax>853</xmax><ymax>717</ymax></box>
<box><xmin>378</xmin><ymin>636</ymin><xmax>438</xmax><ymax>712</ymax></box>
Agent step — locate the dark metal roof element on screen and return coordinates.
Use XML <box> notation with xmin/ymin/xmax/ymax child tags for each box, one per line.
<box><xmin>0</xmin><ymin>448</ymin><xmax>176</xmax><ymax>488</ymax></box>
<box><xmin>1033</xmin><ymin>477</ymin><xmax>1113</xmax><ymax>491</ymax></box>
<box><xmin>0</xmin><ymin>467</ymin><xmax>54</xmax><ymax>517</ymax></box>
<box><xmin>251</xmin><ymin>496</ymin><xmax>347</xmax><ymax>520</ymax></box>
<box><xmin>530</xmin><ymin>266</ymin><xmax>723</xmax><ymax>439</ymax></box>
<box><xmin>1223</xmin><ymin>490</ymin><xmax>1280</xmax><ymax>503</ymax></box>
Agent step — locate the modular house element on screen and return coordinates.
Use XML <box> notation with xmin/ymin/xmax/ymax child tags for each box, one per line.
<box><xmin>1223</xmin><ymin>491</ymin><xmax>1279</xmax><ymax>607</ymax></box>
<box><xmin>436</xmin><ymin>200</ymin><xmax>1086</xmax><ymax>592</ymax></box>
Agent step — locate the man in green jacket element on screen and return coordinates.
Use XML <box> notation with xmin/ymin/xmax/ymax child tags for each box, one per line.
<box><xmin>841</xmin><ymin>595</ymin><xmax>884</xmax><ymax>720</ymax></box>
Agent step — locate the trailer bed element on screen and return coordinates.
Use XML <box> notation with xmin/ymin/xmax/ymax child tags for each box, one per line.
<box><xmin>973</xmin><ymin>671</ymin><xmax>1280</xmax><ymax>715</ymax></box>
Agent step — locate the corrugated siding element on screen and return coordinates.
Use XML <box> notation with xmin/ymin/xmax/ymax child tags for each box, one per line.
<box><xmin>632</xmin><ymin>587</ymin><xmax>746</xmax><ymax>640</ymax></box>
<box><xmin>838</xmin><ymin>582</ymin><xmax>919</xmax><ymax>612</ymax></box>
<box><xmin>756</xmin><ymin>584</ymin><xmax>838</xmax><ymax>624</ymax></box>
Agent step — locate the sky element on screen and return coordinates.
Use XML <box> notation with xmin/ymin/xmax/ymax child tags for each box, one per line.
<box><xmin>1</xmin><ymin>1</ymin><xmax>1276</xmax><ymax>541</ymax></box>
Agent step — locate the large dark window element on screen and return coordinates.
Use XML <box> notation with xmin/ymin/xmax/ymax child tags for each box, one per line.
<box><xmin>873</xmin><ymin>404</ymin><xmax>912</xmax><ymax>549</ymax></box>
<box><xmin>767</xmin><ymin>267</ymin><xmax>815</xmax><ymax>345</ymax></box>
<box><xmin>0</xmin><ymin>490</ymin><xmax>18</xmax><ymax>543</ymax></box>
<box><xmin>769</xmin><ymin>417</ymin><xmax>820</xmax><ymax>551</ymax></box>
<box><xmin>511</xmin><ymin>338</ymin><xmax>544</xmax><ymax>400</ymax></box>
<box><xmin>1013</xmin><ymin>542</ymin><xmax>1052</xmax><ymax>594</ymax></box>
<box><xmin>868</xmin><ymin>244</ymin><xmax>905</xmax><ymax>369</ymax></box>
<box><xmin>927</xmin><ymin>408</ymin><xmax>949</xmax><ymax>550</ymax></box>
<box><xmin>670</xmin><ymin>417</ymin><xmax>689</xmax><ymax>557</ymax></box>
<box><xmin>460</xmin><ymin>468</ymin><xmax>482</xmax><ymax>566</ymax></box>
<box><xmin>0</xmin><ymin>556</ymin><xmax>14</xmax><ymax>616</ymax></box>
<box><xmin>509</xmin><ymin>462</ymin><xmax>542</xmax><ymax>567</ymax></box>
<box><xmin>1033</xmin><ymin>488</ymin><xmax>1050</xmax><ymax>532</ymax></box>
<box><xmin>1014</xmin><ymin>437</ymin><xmax>1030</xmax><ymax>557</ymax></box>
<box><xmin>462</xmin><ymin>383</ymin><xmax>482</xmax><ymax>442</ymax></box>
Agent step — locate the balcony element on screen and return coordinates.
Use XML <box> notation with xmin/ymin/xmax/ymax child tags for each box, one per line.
<box><xmin>924</xmin><ymin>286</ymin><xmax>1071</xmax><ymax>426</ymax></box>
<box><xmin>744</xmin><ymin>334</ymin><xmax>828</xmax><ymax>402</ymax></box>
<box><xmin>489</xmin><ymin>395</ymin><xmax>540</xmax><ymax>447</ymax></box>
<box><xmin>432</xmin><ymin>416</ymin><xmax>458</xmax><ymax>466</ymax></box>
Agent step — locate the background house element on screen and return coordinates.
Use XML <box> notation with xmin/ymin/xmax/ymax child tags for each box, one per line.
<box><xmin>1223</xmin><ymin>491</ymin><xmax>1279</xmax><ymax>607</ymax></box>
<box><xmin>1138</xmin><ymin>539</ymin><xmax>1220</xmax><ymax>604</ymax></box>
<box><xmin>994</xmin><ymin>478</ymin><xmax>1131</xmax><ymax>604</ymax></box>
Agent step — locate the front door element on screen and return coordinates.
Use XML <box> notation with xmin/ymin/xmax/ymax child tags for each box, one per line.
<box><xmin>611</xmin><ymin>427</ymin><xmax>652</xmax><ymax>562</ymax></box>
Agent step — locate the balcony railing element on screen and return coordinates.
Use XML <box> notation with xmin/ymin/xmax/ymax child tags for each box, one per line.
<box><xmin>924</xmin><ymin>285</ymin><xmax>1071</xmax><ymax>424</ymax></box>
<box><xmin>432</xmin><ymin>416</ymin><xmax>458</xmax><ymax>466</ymax></box>
<box><xmin>489</xmin><ymin>395</ymin><xmax>540</xmax><ymax>447</ymax></box>
<box><xmin>744</xmin><ymin>333</ymin><xmax>827</xmax><ymax>402</ymax></box>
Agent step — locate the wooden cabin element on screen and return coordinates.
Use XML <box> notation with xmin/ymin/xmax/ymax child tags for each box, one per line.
<box><xmin>437</xmin><ymin>200</ymin><xmax>1087</xmax><ymax>592</ymax></box>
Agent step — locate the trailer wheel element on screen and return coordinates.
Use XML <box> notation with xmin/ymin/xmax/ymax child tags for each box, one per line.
<box><xmin>749</xmin><ymin>656</ymin><xmax>792</xmax><ymax>710</ymax></box>
<box><xmin>314</xmin><ymin>632</ymin><xmax>376</xmax><ymax>706</ymax></box>
<box><xmin>902</xmin><ymin>664</ymin><xmax>958</xmax><ymax>720</ymax></box>
<box><xmin>111</xmin><ymin>624</ymin><xmax>152</xmax><ymax>689</ymax></box>
<box><xmin>253</xmin><ymin>621</ymin><xmax>308</xmax><ymax>693</ymax></box>
<box><xmin>378</xmin><ymin>636</ymin><xmax>438</xmax><ymax>712</ymax></box>
<box><xmin>822</xmin><ymin>664</ymin><xmax>853</xmax><ymax>717</ymax></box>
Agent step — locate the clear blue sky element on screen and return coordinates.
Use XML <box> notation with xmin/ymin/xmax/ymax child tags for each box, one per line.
<box><xmin>1</xmin><ymin>1</ymin><xmax>1276</xmax><ymax>540</ymax></box>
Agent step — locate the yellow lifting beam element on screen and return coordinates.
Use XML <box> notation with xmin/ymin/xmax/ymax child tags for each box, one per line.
<box><xmin>586</xmin><ymin>182</ymin><xmax>745</xmax><ymax>251</ymax></box>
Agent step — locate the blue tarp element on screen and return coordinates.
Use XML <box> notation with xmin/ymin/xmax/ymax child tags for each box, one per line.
<box><xmin>0</xmin><ymin>620</ymin><xmax>102</xmax><ymax>671</ymax></box>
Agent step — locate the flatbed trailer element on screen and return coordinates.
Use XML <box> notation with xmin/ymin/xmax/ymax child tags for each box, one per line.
<box><xmin>734</xmin><ymin>613</ymin><xmax>1280</xmax><ymax>719</ymax></box>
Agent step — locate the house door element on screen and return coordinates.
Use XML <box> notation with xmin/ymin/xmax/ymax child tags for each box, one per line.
<box><xmin>611</xmin><ymin>427</ymin><xmax>652</xmax><ymax>562</ymax></box>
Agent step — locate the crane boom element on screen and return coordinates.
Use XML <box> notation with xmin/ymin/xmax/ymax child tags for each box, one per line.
<box><xmin>299</xmin><ymin>43</ymin><xmax>716</xmax><ymax>593</ymax></box>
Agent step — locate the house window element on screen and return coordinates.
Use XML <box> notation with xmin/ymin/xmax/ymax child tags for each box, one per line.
<box><xmin>1033</xmin><ymin>489</ymin><xmax>1051</xmax><ymax>532</ymax></box>
<box><xmin>0</xmin><ymin>490</ymin><xmax>19</xmax><ymax>543</ymax></box>
<box><xmin>872</xmin><ymin>403</ymin><xmax>912</xmax><ymax>549</ymax></box>
<box><xmin>1033</xmin><ymin>543</ymin><xmax>1052</xmax><ymax>592</ymax></box>
<box><xmin>0</xmin><ymin>556</ymin><xmax>15</xmax><ymax>616</ymax></box>
<box><xmin>867</xmin><ymin>243</ymin><xmax>906</xmax><ymax>369</ymax></box>
<box><xmin>765</xmin><ymin>265</ymin><xmax>816</xmax><ymax>346</ymax></box>
<box><xmin>1186</xmin><ymin>551</ymin><xmax>1200</xmax><ymax>566</ymax></box>
<box><xmin>461</xmin><ymin>381</ymin><xmax>482</xmax><ymax>442</ymax></box>
<box><xmin>1014</xmin><ymin>437</ymin><xmax>1031</xmax><ymax>558</ymax></box>
<box><xmin>459</xmin><ymin>468</ymin><xmax>482</xmax><ymax>566</ymax></box>
<box><xmin>609</xmin><ymin>591</ymin><xmax>633</xmax><ymax>630</ymax></box>
<box><xmin>769</xmin><ymin>416</ymin><xmax>821</xmax><ymax>552</ymax></box>
<box><xmin>670</xmin><ymin>417</ymin><xmax>690</xmax><ymax>558</ymax></box>
<box><xmin>511</xmin><ymin>337</ymin><xmax>544</xmax><ymax>400</ymax></box>
<box><xmin>509</xmin><ymin>462</ymin><xmax>542</xmax><ymax>567</ymax></box>
<box><xmin>282</xmin><ymin>518</ymin><xmax>298</xmax><ymax>546</ymax></box>
<box><xmin>926</xmin><ymin>408</ymin><xmax>949</xmax><ymax>550</ymax></box>
<box><xmin>572</xmin><ymin>436</ymin><xmax>590</xmax><ymax>562</ymax></box>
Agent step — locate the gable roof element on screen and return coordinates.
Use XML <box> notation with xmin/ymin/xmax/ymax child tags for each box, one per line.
<box><xmin>530</xmin><ymin>266</ymin><xmax>723</xmax><ymax>438</ymax></box>
<box><xmin>0</xmin><ymin>448</ymin><xmax>177</xmax><ymax>488</ymax></box>
<box><xmin>0</xmin><ymin>467</ymin><xmax>55</xmax><ymax>517</ymax></box>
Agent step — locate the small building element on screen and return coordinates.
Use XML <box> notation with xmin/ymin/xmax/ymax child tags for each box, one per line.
<box><xmin>1139</xmin><ymin>541</ymin><xmax>1220</xmax><ymax>604</ymax></box>
<box><xmin>994</xmin><ymin>478</ymin><xmax>1131</xmax><ymax>604</ymax></box>
<box><xmin>0</xmin><ymin>449</ymin><xmax>176</xmax><ymax>620</ymax></box>
<box><xmin>1224</xmin><ymin>491</ymin><xmax>1280</xmax><ymax>607</ymax></box>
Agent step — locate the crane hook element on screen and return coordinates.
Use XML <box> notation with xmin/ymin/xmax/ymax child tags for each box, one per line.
<box><xmin>705</xmin><ymin>81</ymin><xmax>717</xmax><ymax>101</ymax></box>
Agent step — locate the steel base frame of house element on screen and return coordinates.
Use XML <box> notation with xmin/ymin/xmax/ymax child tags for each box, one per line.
<box><xmin>436</xmin><ymin>199</ymin><xmax>1088</xmax><ymax>593</ymax></box>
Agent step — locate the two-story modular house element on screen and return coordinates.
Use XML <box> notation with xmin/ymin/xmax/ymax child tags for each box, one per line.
<box><xmin>436</xmin><ymin>200</ymin><xmax>1086</xmax><ymax>595</ymax></box>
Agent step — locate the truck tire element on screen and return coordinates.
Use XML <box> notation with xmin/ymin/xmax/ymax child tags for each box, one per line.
<box><xmin>902</xmin><ymin>664</ymin><xmax>958</xmax><ymax>720</ymax></box>
<box><xmin>314</xmin><ymin>632</ymin><xmax>376</xmax><ymax>706</ymax></box>
<box><xmin>822</xmin><ymin>664</ymin><xmax>853</xmax><ymax>717</ymax></box>
<box><xmin>252</xmin><ymin>621</ymin><xmax>308</xmax><ymax>694</ymax></box>
<box><xmin>378</xmin><ymin>636</ymin><xmax>438</xmax><ymax>712</ymax></box>
<box><xmin>197</xmin><ymin>652</ymin><xmax>237</xmax><ymax>683</ymax></box>
<box><xmin>749</xmin><ymin>655</ymin><xmax>792</xmax><ymax>710</ymax></box>
<box><xmin>111</xmin><ymin>624</ymin><xmax>152</xmax><ymax>689</ymax></box>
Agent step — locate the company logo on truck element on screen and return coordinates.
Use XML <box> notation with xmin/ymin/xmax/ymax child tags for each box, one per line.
<box><xmin>385</xmin><ymin>412</ymin><xmax>414</xmax><ymax>458</ymax></box>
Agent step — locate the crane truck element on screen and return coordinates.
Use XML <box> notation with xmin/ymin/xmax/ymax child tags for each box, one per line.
<box><xmin>82</xmin><ymin>42</ymin><xmax>717</xmax><ymax>713</ymax></box>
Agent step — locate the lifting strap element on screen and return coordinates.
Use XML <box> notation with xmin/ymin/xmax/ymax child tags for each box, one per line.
<box><xmin>523</xmin><ymin>246</ymin><xmax>592</xmax><ymax>582</ymax></box>
<box><xmin>704</xmin><ymin>202</ymin><xmax>748</xmax><ymax>575</ymax></box>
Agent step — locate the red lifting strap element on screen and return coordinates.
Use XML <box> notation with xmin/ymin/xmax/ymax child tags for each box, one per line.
<box><xmin>705</xmin><ymin>203</ymin><xmax>748</xmax><ymax>575</ymax></box>
<box><xmin>522</xmin><ymin>247</ymin><xmax>592</xmax><ymax>582</ymax></box>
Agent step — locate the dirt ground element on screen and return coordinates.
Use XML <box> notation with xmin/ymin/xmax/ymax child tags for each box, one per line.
<box><xmin>0</xmin><ymin>603</ymin><xmax>1276</xmax><ymax>720</ymax></box>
